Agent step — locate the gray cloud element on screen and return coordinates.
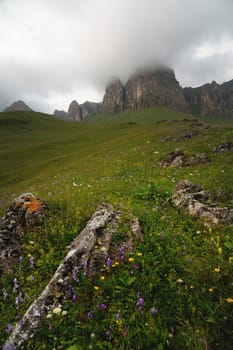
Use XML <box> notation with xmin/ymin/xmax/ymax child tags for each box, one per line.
<box><xmin>0</xmin><ymin>0</ymin><xmax>233</xmax><ymax>113</ymax></box>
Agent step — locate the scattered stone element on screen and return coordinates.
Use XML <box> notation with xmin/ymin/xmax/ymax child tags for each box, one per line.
<box><xmin>176</xmin><ymin>129</ymin><xmax>201</xmax><ymax>142</ymax></box>
<box><xmin>161</xmin><ymin>149</ymin><xmax>209</xmax><ymax>168</ymax></box>
<box><xmin>4</xmin><ymin>204</ymin><xmax>142</xmax><ymax>349</ymax></box>
<box><xmin>213</xmin><ymin>141</ymin><xmax>233</xmax><ymax>153</ymax></box>
<box><xmin>172</xmin><ymin>180</ymin><xmax>233</xmax><ymax>227</ymax></box>
<box><xmin>161</xmin><ymin>135</ymin><xmax>174</xmax><ymax>142</ymax></box>
<box><xmin>0</xmin><ymin>193</ymin><xmax>47</xmax><ymax>273</ymax></box>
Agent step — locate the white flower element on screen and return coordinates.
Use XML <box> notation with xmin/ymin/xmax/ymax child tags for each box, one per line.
<box><xmin>52</xmin><ymin>307</ymin><xmax>62</xmax><ymax>314</ymax></box>
<box><xmin>61</xmin><ymin>310</ymin><xmax>67</xmax><ymax>316</ymax></box>
<box><xmin>46</xmin><ymin>313</ymin><xmax>52</xmax><ymax>319</ymax></box>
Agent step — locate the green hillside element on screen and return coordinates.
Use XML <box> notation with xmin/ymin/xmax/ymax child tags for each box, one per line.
<box><xmin>0</xmin><ymin>108</ymin><xmax>233</xmax><ymax>349</ymax></box>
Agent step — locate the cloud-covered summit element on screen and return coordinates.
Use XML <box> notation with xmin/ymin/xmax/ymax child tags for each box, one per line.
<box><xmin>0</xmin><ymin>0</ymin><xmax>233</xmax><ymax>113</ymax></box>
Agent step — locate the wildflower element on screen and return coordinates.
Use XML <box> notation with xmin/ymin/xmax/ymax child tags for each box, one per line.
<box><xmin>90</xmin><ymin>333</ymin><xmax>95</xmax><ymax>338</ymax></box>
<box><xmin>46</xmin><ymin>313</ymin><xmax>52</xmax><ymax>319</ymax></box>
<box><xmin>133</xmin><ymin>264</ymin><xmax>138</xmax><ymax>270</ymax></box>
<box><xmin>225</xmin><ymin>297</ymin><xmax>233</xmax><ymax>303</ymax></box>
<box><xmin>229</xmin><ymin>256</ymin><xmax>233</xmax><ymax>262</ymax></box>
<box><xmin>136</xmin><ymin>292</ymin><xmax>144</xmax><ymax>311</ymax></box>
<box><xmin>52</xmin><ymin>307</ymin><xmax>62</xmax><ymax>314</ymax></box>
<box><xmin>118</xmin><ymin>246</ymin><xmax>125</xmax><ymax>260</ymax></box>
<box><xmin>94</xmin><ymin>286</ymin><xmax>99</xmax><ymax>291</ymax></box>
<box><xmin>190</xmin><ymin>285</ymin><xmax>194</xmax><ymax>289</ymax></box>
<box><xmin>99</xmin><ymin>303</ymin><xmax>107</xmax><ymax>310</ymax></box>
<box><xmin>34</xmin><ymin>309</ymin><xmax>41</xmax><ymax>317</ymax></box>
<box><xmin>87</xmin><ymin>311</ymin><xmax>93</xmax><ymax>319</ymax></box>
<box><xmin>61</xmin><ymin>310</ymin><xmax>67</xmax><ymax>316</ymax></box>
<box><xmin>128</xmin><ymin>257</ymin><xmax>134</xmax><ymax>262</ymax></box>
<box><xmin>107</xmin><ymin>257</ymin><xmax>112</xmax><ymax>267</ymax></box>
<box><xmin>29</xmin><ymin>256</ymin><xmax>34</xmax><ymax>269</ymax></box>
<box><xmin>3</xmin><ymin>343</ymin><xmax>14</xmax><ymax>350</ymax></box>
<box><xmin>177</xmin><ymin>278</ymin><xmax>184</xmax><ymax>283</ymax></box>
<box><xmin>137</xmin><ymin>252</ymin><xmax>143</xmax><ymax>257</ymax></box>
<box><xmin>100</xmin><ymin>276</ymin><xmax>105</xmax><ymax>281</ymax></box>
<box><xmin>214</xmin><ymin>267</ymin><xmax>221</xmax><ymax>273</ymax></box>
<box><xmin>208</xmin><ymin>288</ymin><xmax>213</xmax><ymax>292</ymax></box>
<box><xmin>122</xmin><ymin>328</ymin><xmax>127</xmax><ymax>337</ymax></box>
<box><xmin>2</xmin><ymin>288</ymin><xmax>8</xmax><ymax>300</ymax></box>
<box><xmin>6</xmin><ymin>324</ymin><xmax>13</xmax><ymax>332</ymax></box>
<box><xmin>116</xmin><ymin>311</ymin><xmax>121</xmax><ymax>320</ymax></box>
<box><xmin>150</xmin><ymin>307</ymin><xmax>158</xmax><ymax>315</ymax></box>
<box><xmin>13</xmin><ymin>278</ymin><xmax>18</xmax><ymax>293</ymax></box>
<box><xmin>218</xmin><ymin>247</ymin><xmax>222</xmax><ymax>255</ymax></box>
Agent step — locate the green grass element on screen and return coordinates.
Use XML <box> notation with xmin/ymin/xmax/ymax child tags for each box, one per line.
<box><xmin>0</xmin><ymin>108</ymin><xmax>233</xmax><ymax>349</ymax></box>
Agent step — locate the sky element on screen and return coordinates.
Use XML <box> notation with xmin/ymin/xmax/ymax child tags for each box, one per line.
<box><xmin>0</xmin><ymin>0</ymin><xmax>233</xmax><ymax>114</ymax></box>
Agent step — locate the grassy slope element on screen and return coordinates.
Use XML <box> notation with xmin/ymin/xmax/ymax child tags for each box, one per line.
<box><xmin>0</xmin><ymin>108</ymin><xmax>233</xmax><ymax>349</ymax></box>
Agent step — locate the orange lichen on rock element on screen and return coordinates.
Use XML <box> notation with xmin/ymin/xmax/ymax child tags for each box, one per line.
<box><xmin>23</xmin><ymin>197</ymin><xmax>42</xmax><ymax>213</ymax></box>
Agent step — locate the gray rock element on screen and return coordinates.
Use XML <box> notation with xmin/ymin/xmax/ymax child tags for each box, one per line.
<box><xmin>53</xmin><ymin>109</ymin><xmax>68</xmax><ymax>120</ymax></box>
<box><xmin>4</xmin><ymin>100</ymin><xmax>33</xmax><ymax>112</ymax></box>
<box><xmin>103</xmin><ymin>78</ymin><xmax>125</xmax><ymax>113</ymax></box>
<box><xmin>213</xmin><ymin>141</ymin><xmax>233</xmax><ymax>153</ymax></box>
<box><xmin>68</xmin><ymin>100</ymin><xmax>83</xmax><ymax>121</ymax></box>
<box><xmin>172</xmin><ymin>180</ymin><xmax>233</xmax><ymax>227</ymax></box>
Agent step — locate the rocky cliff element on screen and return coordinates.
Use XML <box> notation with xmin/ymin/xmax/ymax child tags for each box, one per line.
<box><xmin>125</xmin><ymin>68</ymin><xmax>188</xmax><ymax>111</ymax></box>
<box><xmin>4</xmin><ymin>100</ymin><xmax>33</xmax><ymax>112</ymax></box>
<box><xmin>184</xmin><ymin>80</ymin><xmax>233</xmax><ymax>117</ymax></box>
<box><xmin>102</xmin><ymin>79</ymin><xmax>125</xmax><ymax>114</ymax></box>
<box><xmin>54</xmin><ymin>101</ymin><xmax>102</xmax><ymax>121</ymax></box>
<box><xmin>67</xmin><ymin>100</ymin><xmax>83</xmax><ymax>121</ymax></box>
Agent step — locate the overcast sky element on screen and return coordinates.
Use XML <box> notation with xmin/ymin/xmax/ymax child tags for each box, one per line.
<box><xmin>0</xmin><ymin>0</ymin><xmax>233</xmax><ymax>113</ymax></box>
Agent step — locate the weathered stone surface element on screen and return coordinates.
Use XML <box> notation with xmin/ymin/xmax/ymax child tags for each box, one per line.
<box><xmin>125</xmin><ymin>68</ymin><xmax>188</xmax><ymax>111</ymax></box>
<box><xmin>53</xmin><ymin>109</ymin><xmax>68</xmax><ymax>120</ymax></box>
<box><xmin>68</xmin><ymin>100</ymin><xmax>83</xmax><ymax>121</ymax></box>
<box><xmin>4</xmin><ymin>100</ymin><xmax>33</xmax><ymax>112</ymax></box>
<box><xmin>0</xmin><ymin>193</ymin><xmax>47</xmax><ymax>273</ymax></box>
<box><xmin>4</xmin><ymin>204</ymin><xmax>142</xmax><ymax>349</ymax></box>
<box><xmin>184</xmin><ymin>79</ymin><xmax>233</xmax><ymax>117</ymax></box>
<box><xmin>172</xmin><ymin>180</ymin><xmax>233</xmax><ymax>227</ymax></box>
<box><xmin>161</xmin><ymin>150</ymin><xmax>209</xmax><ymax>168</ymax></box>
<box><xmin>103</xmin><ymin>78</ymin><xmax>125</xmax><ymax>113</ymax></box>
<box><xmin>176</xmin><ymin>129</ymin><xmax>201</xmax><ymax>142</ymax></box>
<box><xmin>213</xmin><ymin>141</ymin><xmax>233</xmax><ymax>153</ymax></box>
<box><xmin>81</xmin><ymin>101</ymin><xmax>102</xmax><ymax>119</ymax></box>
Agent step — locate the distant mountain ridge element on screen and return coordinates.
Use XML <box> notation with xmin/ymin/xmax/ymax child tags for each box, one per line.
<box><xmin>4</xmin><ymin>100</ymin><xmax>33</xmax><ymax>112</ymax></box>
<box><xmin>54</xmin><ymin>100</ymin><xmax>102</xmax><ymax>121</ymax></box>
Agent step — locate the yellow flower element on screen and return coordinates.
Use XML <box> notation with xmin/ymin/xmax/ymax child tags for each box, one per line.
<box><xmin>94</xmin><ymin>286</ymin><xmax>99</xmax><ymax>291</ymax></box>
<box><xmin>225</xmin><ymin>297</ymin><xmax>233</xmax><ymax>303</ymax></box>
<box><xmin>208</xmin><ymin>288</ymin><xmax>213</xmax><ymax>292</ymax></box>
<box><xmin>128</xmin><ymin>257</ymin><xmax>134</xmax><ymax>262</ymax></box>
<box><xmin>53</xmin><ymin>307</ymin><xmax>62</xmax><ymax>314</ymax></box>
<box><xmin>190</xmin><ymin>285</ymin><xmax>194</xmax><ymax>289</ymax></box>
<box><xmin>229</xmin><ymin>256</ymin><xmax>233</xmax><ymax>262</ymax></box>
<box><xmin>214</xmin><ymin>267</ymin><xmax>221</xmax><ymax>273</ymax></box>
<box><xmin>137</xmin><ymin>252</ymin><xmax>143</xmax><ymax>257</ymax></box>
<box><xmin>218</xmin><ymin>247</ymin><xmax>222</xmax><ymax>255</ymax></box>
<box><xmin>100</xmin><ymin>276</ymin><xmax>105</xmax><ymax>281</ymax></box>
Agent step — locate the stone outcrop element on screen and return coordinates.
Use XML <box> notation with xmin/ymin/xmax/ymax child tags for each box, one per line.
<box><xmin>53</xmin><ymin>109</ymin><xmax>68</xmax><ymax>120</ymax></box>
<box><xmin>184</xmin><ymin>80</ymin><xmax>233</xmax><ymax>117</ymax></box>
<box><xmin>81</xmin><ymin>101</ymin><xmax>102</xmax><ymax>119</ymax></box>
<box><xmin>213</xmin><ymin>141</ymin><xmax>233</xmax><ymax>153</ymax></box>
<box><xmin>102</xmin><ymin>78</ymin><xmax>125</xmax><ymax>113</ymax></box>
<box><xmin>68</xmin><ymin>100</ymin><xmax>83</xmax><ymax>121</ymax></box>
<box><xmin>4</xmin><ymin>204</ymin><xmax>142</xmax><ymax>349</ymax></box>
<box><xmin>0</xmin><ymin>193</ymin><xmax>47</xmax><ymax>273</ymax></box>
<box><xmin>125</xmin><ymin>68</ymin><xmax>188</xmax><ymax>111</ymax></box>
<box><xmin>172</xmin><ymin>180</ymin><xmax>233</xmax><ymax>227</ymax></box>
<box><xmin>4</xmin><ymin>100</ymin><xmax>33</xmax><ymax>112</ymax></box>
<box><xmin>161</xmin><ymin>149</ymin><xmax>209</xmax><ymax>167</ymax></box>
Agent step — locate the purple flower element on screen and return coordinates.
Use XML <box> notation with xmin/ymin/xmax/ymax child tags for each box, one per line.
<box><xmin>117</xmin><ymin>246</ymin><xmax>125</xmax><ymax>260</ymax></box>
<box><xmin>34</xmin><ymin>309</ymin><xmax>41</xmax><ymax>317</ymax></box>
<box><xmin>3</xmin><ymin>343</ymin><xmax>14</xmax><ymax>350</ymax></box>
<box><xmin>87</xmin><ymin>311</ymin><xmax>93</xmax><ymax>319</ymax></box>
<box><xmin>98</xmin><ymin>303</ymin><xmax>107</xmax><ymax>310</ymax></box>
<box><xmin>133</xmin><ymin>264</ymin><xmax>138</xmax><ymax>270</ymax></box>
<box><xmin>6</xmin><ymin>324</ymin><xmax>13</xmax><ymax>333</ymax></box>
<box><xmin>136</xmin><ymin>292</ymin><xmax>144</xmax><ymax>311</ymax></box>
<box><xmin>107</xmin><ymin>257</ymin><xmax>112</xmax><ymax>267</ymax></box>
<box><xmin>29</xmin><ymin>257</ymin><xmax>34</xmax><ymax>269</ymax></box>
<box><xmin>116</xmin><ymin>311</ymin><xmax>121</xmax><ymax>320</ymax></box>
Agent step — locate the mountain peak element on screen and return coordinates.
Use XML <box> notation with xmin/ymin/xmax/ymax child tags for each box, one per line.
<box><xmin>4</xmin><ymin>100</ymin><xmax>33</xmax><ymax>112</ymax></box>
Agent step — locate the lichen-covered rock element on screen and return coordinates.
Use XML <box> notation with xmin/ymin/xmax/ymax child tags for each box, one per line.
<box><xmin>176</xmin><ymin>129</ymin><xmax>201</xmax><ymax>142</ymax></box>
<box><xmin>172</xmin><ymin>180</ymin><xmax>233</xmax><ymax>227</ymax></box>
<box><xmin>0</xmin><ymin>193</ymin><xmax>48</xmax><ymax>235</ymax></box>
<box><xmin>0</xmin><ymin>193</ymin><xmax>47</xmax><ymax>273</ymax></box>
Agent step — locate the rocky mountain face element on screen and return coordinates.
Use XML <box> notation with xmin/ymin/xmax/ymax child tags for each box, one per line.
<box><xmin>4</xmin><ymin>100</ymin><xmax>33</xmax><ymax>112</ymax></box>
<box><xmin>67</xmin><ymin>100</ymin><xmax>83</xmax><ymax>121</ymax></box>
<box><xmin>102</xmin><ymin>79</ymin><xmax>125</xmax><ymax>113</ymax></box>
<box><xmin>184</xmin><ymin>80</ymin><xmax>233</xmax><ymax>117</ymax></box>
<box><xmin>125</xmin><ymin>68</ymin><xmax>188</xmax><ymax>111</ymax></box>
<box><xmin>54</xmin><ymin>101</ymin><xmax>101</xmax><ymax>121</ymax></box>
